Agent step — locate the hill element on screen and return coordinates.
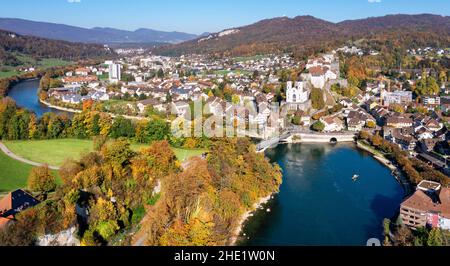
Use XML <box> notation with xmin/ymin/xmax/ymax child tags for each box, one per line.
<box><xmin>0</xmin><ymin>29</ymin><xmax>113</xmax><ymax>66</ymax></box>
<box><xmin>153</xmin><ymin>14</ymin><xmax>450</xmax><ymax>57</ymax></box>
<box><xmin>0</xmin><ymin>18</ymin><xmax>198</xmax><ymax>44</ymax></box>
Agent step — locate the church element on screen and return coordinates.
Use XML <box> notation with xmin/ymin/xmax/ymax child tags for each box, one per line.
<box><xmin>286</xmin><ymin>81</ymin><xmax>309</xmax><ymax>104</ymax></box>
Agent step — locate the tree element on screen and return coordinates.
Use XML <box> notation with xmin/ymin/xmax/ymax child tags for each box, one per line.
<box><xmin>48</xmin><ymin>115</ymin><xmax>66</xmax><ymax>138</ymax></box>
<box><xmin>414</xmin><ymin>73</ymin><xmax>440</xmax><ymax>96</ymax></box>
<box><xmin>109</xmin><ymin>116</ymin><xmax>135</xmax><ymax>138</ymax></box>
<box><xmin>93</xmin><ymin>135</ymin><xmax>108</xmax><ymax>151</ymax></box>
<box><xmin>311</xmin><ymin>121</ymin><xmax>325</xmax><ymax>132</ymax></box>
<box><xmin>157</xmin><ymin>69</ymin><xmax>164</xmax><ymax>79</ymax></box>
<box><xmin>83</xmin><ymin>100</ymin><xmax>94</xmax><ymax>111</ymax></box>
<box><xmin>426</xmin><ymin>76</ymin><xmax>440</xmax><ymax>95</ymax></box>
<box><xmin>390</xmin><ymin>104</ymin><xmax>405</xmax><ymax>114</ymax></box>
<box><xmin>165</xmin><ymin>92</ymin><xmax>172</xmax><ymax>104</ymax></box>
<box><xmin>49</xmin><ymin>79</ymin><xmax>63</xmax><ymax>88</ymax></box>
<box><xmin>358</xmin><ymin>130</ymin><xmax>370</xmax><ymax>140</ymax></box>
<box><xmin>371</xmin><ymin>134</ymin><xmax>383</xmax><ymax>147</ymax></box>
<box><xmin>252</xmin><ymin>70</ymin><xmax>259</xmax><ymax>80</ymax></box>
<box><xmin>145</xmin><ymin>119</ymin><xmax>170</xmax><ymax>143</ymax></box>
<box><xmin>292</xmin><ymin>115</ymin><xmax>302</xmax><ymax>126</ymax></box>
<box><xmin>28</xmin><ymin>166</ymin><xmax>57</xmax><ymax>194</ymax></box>
<box><xmin>231</xmin><ymin>95</ymin><xmax>240</xmax><ymax>105</ymax></box>
<box><xmin>101</xmin><ymin>138</ymin><xmax>135</xmax><ymax>166</ymax></box>
<box><xmin>395</xmin><ymin>226</ymin><xmax>414</xmax><ymax>246</ymax></box>
<box><xmin>80</xmin><ymin>86</ymin><xmax>89</xmax><ymax>96</ymax></box>
<box><xmin>0</xmin><ymin>208</ymin><xmax>40</xmax><ymax>246</ymax></box>
<box><xmin>366</xmin><ymin>120</ymin><xmax>376</xmax><ymax>128</ymax></box>
<box><xmin>427</xmin><ymin>228</ymin><xmax>444</xmax><ymax>246</ymax></box>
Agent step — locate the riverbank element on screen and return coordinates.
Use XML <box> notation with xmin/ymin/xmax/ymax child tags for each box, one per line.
<box><xmin>356</xmin><ymin>141</ymin><xmax>395</xmax><ymax>171</ymax></box>
<box><xmin>39</xmin><ymin>99</ymin><xmax>82</xmax><ymax>114</ymax></box>
<box><xmin>230</xmin><ymin>193</ymin><xmax>273</xmax><ymax>246</ymax></box>
<box><xmin>356</xmin><ymin>140</ymin><xmax>411</xmax><ymax>193</ymax></box>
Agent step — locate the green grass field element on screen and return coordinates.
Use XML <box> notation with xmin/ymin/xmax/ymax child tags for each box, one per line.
<box><xmin>0</xmin><ymin>151</ymin><xmax>34</xmax><ymax>194</ymax></box>
<box><xmin>4</xmin><ymin>139</ymin><xmax>94</xmax><ymax>166</ymax></box>
<box><xmin>0</xmin><ymin>70</ymin><xmax>20</xmax><ymax>78</ymax></box>
<box><xmin>38</xmin><ymin>58</ymin><xmax>72</xmax><ymax>68</ymax></box>
<box><xmin>0</xmin><ymin>139</ymin><xmax>206</xmax><ymax>193</ymax></box>
<box><xmin>233</xmin><ymin>54</ymin><xmax>266</xmax><ymax>62</ymax></box>
<box><xmin>212</xmin><ymin>69</ymin><xmax>252</xmax><ymax>76</ymax></box>
<box><xmin>3</xmin><ymin>139</ymin><xmax>207</xmax><ymax>167</ymax></box>
<box><xmin>171</xmin><ymin>147</ymin><xmax>206</xmax><ymax>162</ymax></box>
<box><xmin>0</xmin><ymin>53</ymin><xmax>72</xmax><ymax>79</ymax></box>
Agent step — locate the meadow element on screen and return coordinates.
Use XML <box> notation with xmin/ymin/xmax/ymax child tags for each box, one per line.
<box><xmin>0</xmin><ymin>139</ymin><xmax>206</xmax><ymax>193</ymax></box>
<box><xmin>3</xmin><ymin>139</ymin><xmax>206</xmax><ymax>166</ymax></box>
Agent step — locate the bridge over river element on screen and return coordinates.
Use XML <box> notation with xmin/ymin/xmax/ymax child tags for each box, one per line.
<box><xmin>256</xmin><ymin>129</ymin><xmax>357</xmax><ymax>152</ymax></box>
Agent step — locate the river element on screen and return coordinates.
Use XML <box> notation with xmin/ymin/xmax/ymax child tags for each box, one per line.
<box><xmin>240</xmin><ymin>143</ymin><xmax>405</xmax><ymax>246</ymax></box>
<box><xmin>7</xmin><ymin>79</ymin><xmax>70</xmax><ymax>117</ymax></box>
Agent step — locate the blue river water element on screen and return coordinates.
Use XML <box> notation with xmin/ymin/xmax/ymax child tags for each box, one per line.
<box><xmin>7</xmin><ymin>79</ymin><xmax>69</xmax><ymax>117</ymax></box>
<box><xmin>240</xmin><ymin>143</ymin><xmax>405</xmax><ymax>246</ymax></box>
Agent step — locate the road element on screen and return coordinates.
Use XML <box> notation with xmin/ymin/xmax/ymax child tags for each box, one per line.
<box><xmin>0</xmin><ymin>142</ymin><xmax>60</xmax><ymax>170</ymax></box>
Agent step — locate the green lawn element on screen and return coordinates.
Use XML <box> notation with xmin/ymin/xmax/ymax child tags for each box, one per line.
<box><xmin>4</xmin><ymin>139</ymin><xmax>94</xmax><ymax>166</ymax></box>
<box><xmin>0</xmin><ymin>151</ymin><xmax>34</xmax><ymax>194</ymax></box>
<box><xmin>0</xmin><ymin>150</ymin><xmax>60</xmax><ymax>194</ymax></box>
<box><xmin>38</xmin><ymin>58</ymin><xmax>72</xmax><ymax>68</ymax></box>
<box><xmin>172</xmin><ymin>147</ymin><xmax>207</xmax><ymax>162</ymax></box>
<box><xmin>3</xmin><ymin>139</ymin><xmax>207</xmax><ymax>167</ymax></box>
<box><xmin>212</xmin><ymin>69</ymin><xmax>252</xmax><ymax>76</ymax></box>
<box><xmin>98</xmin><ymin>72</ymin><xmax>109</xmax><ymax>80</ymax></box>
<box><xmin>0</xmin><ymin>53</ymin><xmax>72</xmax><ymax>79</ymax></box>
<box><xmin>0</xmin><ymin>65</ymin><xmax>22</xmax><ymax>78</ymax></box>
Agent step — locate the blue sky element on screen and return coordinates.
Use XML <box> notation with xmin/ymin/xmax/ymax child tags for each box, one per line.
<box><xmin>0</xmin><ymin>0</ymin><xmax>449</xmax><ymax>34</ymax></box>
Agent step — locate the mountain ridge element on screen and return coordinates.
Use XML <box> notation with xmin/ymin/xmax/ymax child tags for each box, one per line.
<box><xmin>153</xmin><ymin>14</ymin><xmax>450</xmax><ymax>57</ymax></box>
<box><xmin>0</xmin><ymin>18</ymin><xmax>198</xmax><ymax>44</ymax></box>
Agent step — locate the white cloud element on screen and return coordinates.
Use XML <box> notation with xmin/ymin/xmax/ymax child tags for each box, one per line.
<box><xmin>67</xmin><ymin>0</ymin><xmax>81</xmax><ymax>3</ymax></box>
<box><xmin>368</xmin><ymin>0</ymin><xmax>381</xmax><ymax>3</ymax></box>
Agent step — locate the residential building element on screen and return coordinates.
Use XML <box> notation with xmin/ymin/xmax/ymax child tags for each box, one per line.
<box><xmin>109</xmin><ymin>63</ymin><xmax>122</xmax><ymax>83</ymax></box>
<box><xmin>320</xmin><ymin>115</ymin><xmax>343</xmax><ymax>132</ymax></box>
<box><xmin>0</xmin><ymin>189</ymin><xmax>40</xmax><ymax>228</ymax></box>
<box><xmin>400</xmin><ymin>181</ymin><xmax>450</xmax><ymax>230</ymax></box>
<box><xmin>386</xmin><ymin>114</ymin><xmax>413</xmax><ymax>128</ymax></box>
<box><xmin>381</xmin><ymin>90</ymin><xmax>413</xmax><ymax>106</ymax></box>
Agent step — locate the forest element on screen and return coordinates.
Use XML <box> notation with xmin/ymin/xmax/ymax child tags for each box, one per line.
<box><xmin>154</xmin><ymin>14</ymin><xmax>450</xmax><ymax>59</ymax></box>
<box><xmin>0</xmin><ymin>29</ymin><xmax>114</xmax><ymax>66</ymax></box>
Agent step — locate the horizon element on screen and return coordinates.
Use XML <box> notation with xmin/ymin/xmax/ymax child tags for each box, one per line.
<box><xmin>0</xmin><ymin>12</ymin><xmax>448</xmax><ymax>35</ymax></box>
<box><xmin>0</xmin><ymin>0</ymin><xmax>449</xmax><ymax>34</ymax></box>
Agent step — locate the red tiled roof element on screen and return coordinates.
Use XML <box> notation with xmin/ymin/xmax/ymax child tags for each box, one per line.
<box><xmin>62</xmin><ymin>75</ymin><xmax>98</xmax><ymax>83</ymax></box>
<box><xmin>401</xmin><ymin>188</ymin><xmax>450</xmax><ymax>218</ymax></box>
<box><xmin>308</xmin><ymin>66</ymin><xmax>327</xmax><ymax>76</ymax></box>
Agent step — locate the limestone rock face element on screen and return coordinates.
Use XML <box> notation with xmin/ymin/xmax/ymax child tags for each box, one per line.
<box><xmin>37</xmin><ymin>227</ymin><xmax>80</xmax><ymax>246</ymax></box>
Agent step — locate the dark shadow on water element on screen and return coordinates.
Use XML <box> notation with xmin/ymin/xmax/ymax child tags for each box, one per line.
<box><xmin>364</xmin><ymin>192</ymin><xmax>405</xmax><ymax>242</ymax></box>
<box><xmin>238</xmin><ymin>195</ymin><xmax>283</xmax><ymax>246</ymax></box>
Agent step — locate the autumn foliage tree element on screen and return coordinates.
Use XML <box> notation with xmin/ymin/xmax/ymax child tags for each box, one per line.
<box><xmin>28</xmin><ymin>166</ymin><xmax>57</xmax><ymax>194</ymax></box>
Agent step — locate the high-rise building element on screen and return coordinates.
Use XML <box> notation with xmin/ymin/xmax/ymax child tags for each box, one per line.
<box><xmin>109</xmin><ymin>63</ymin><xmax>121</xmax><ymax>83</ymax></box>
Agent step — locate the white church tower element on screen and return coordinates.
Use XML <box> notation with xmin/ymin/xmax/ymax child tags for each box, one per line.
<box><xmin>286</xmin><ymin>81</ymin><xmax>308</xmax><ymax>104</ymax></box>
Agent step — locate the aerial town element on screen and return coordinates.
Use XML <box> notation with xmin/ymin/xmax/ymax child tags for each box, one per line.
<box><xmin>0</xmin><ymin>1</ymin><xmax>450</xmax><ymax>252</ymax></box>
